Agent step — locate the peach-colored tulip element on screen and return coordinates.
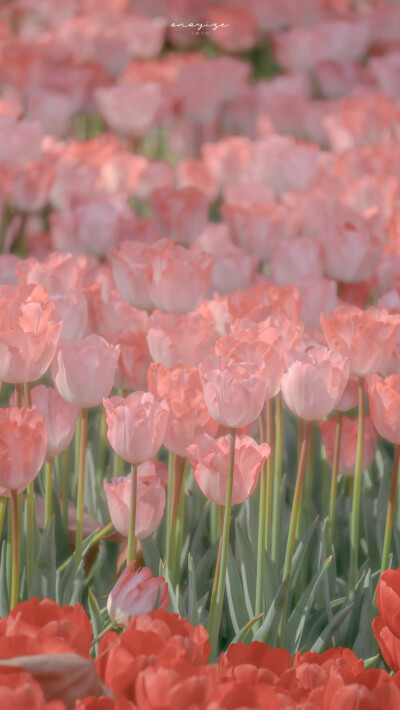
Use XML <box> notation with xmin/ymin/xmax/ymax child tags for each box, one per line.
<box><xmin>107</xmin><ymin>562</ymin><xmax>170</xmax><ymax>628</ymax></box>
<box><xmin>148</xmin><ymin>363</ymin><xmax>219</xmax><ymax>458</ymax></box>
<box><xmin>106</xmin><ymin>330</ymin><xmax>151</xmax><ymax>392</ymax></box>
<box><xmin>295</xmin><ymin>276</ymin><xmax>338</xmax><ymax>331</ymax></box>
<box><xmin>336</xmin><ymin>376</ymin><xmax>359</xmax><ymax>412</ymax></box>
<box><xmin>51</xmin><ymin>334</ymin><xmax>120</xmax><ymax>408</ymax></box>
<box><xmin>368</xmin><ymin>374</ymin><xmax>400</xmax><ymax>445</ymax></box>
<box><xmin>150</xmin><ymin>186</ymin><xmax>209</xmax><ymax>246</ymax></box>
<box><xmin>103</xmin><ymin>462</ymin><xmax>166</xmax><ymax>539</ymax></box>
<box><xmin>281</xmin><ymin>346</ymin><xmax>350</xmax><ymax>421</ymax></box>
<box><xmin>187</xmin><ymin>434</ymin><xmax>271</xmax><ymax>506</ymax></box>
<box><xmin>103</xmin><ymin>392</ymin><xmax>168</xmax><ymax>464</ymax></box>
<box><xmin>321</xmin><ymin>306</ymin><xmax>399</xmax><ymax>377</ymax></box>
<box><xmin>0</xmin><ymin>407</ymin><xmax>47</xmax><ymax>490</ymax></box>
<box><xmin>320</xmin><ymin>415</ymin><xmax>377</xmax><ymax>476</ymax></box>
<box><xmin>148</xmin><ymin>239</ymin><xmax>212</xmax><ymax>314</ymax></box>
<box><xmin>215</xmin><ymin>321</ymin><xmax>286</xmax><ymax>400</ymax></box>
<box><xmin>227</xmin><ymin>283</ymin><xmax>302</xmax><ymax>325</ymax></box>
<box><xmin>0</xmin><ymin>283</ymin><xmax>62</xmax><ymax>384</ymax></box>
<box><xmin>10</xmin><ymin>384</ymin><xmax>80</xmax><ymax>461</ymax></box>
<box><xmin>108</xmin><ymin>240</ymin><xmax>155</xmax><ymax>311</ymax></box>
<box><xmin>147</xmin><ymin>310</ymin><xmax>217</xmax><ymax>368</ymax></box>
<box><xmin>199</xmin><ymin>355</ymin><xmax>267</xmax><ymax>428</ymax></box>
<box><xmin>271</xmin><ymin>237</ymin><xmax>324</xmax><ymax>286</ymax></box>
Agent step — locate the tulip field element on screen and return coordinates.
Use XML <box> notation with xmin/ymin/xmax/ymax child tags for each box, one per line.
<box><xmin>3</xmin><ymin>1</ymin><xmax>400</xmax><ymax>708</ymax></box>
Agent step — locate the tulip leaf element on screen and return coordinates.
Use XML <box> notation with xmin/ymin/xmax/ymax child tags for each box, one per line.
<box><xmin>29</xmin><ymin>517</ymin><xmax>56</xmax><ymax>600</ymax></box>
<box><xmin>0</xmin><ymin>540</ymin><xmax>9</xmax><ymax>616</ymax></box>
<box><xmin>310</xmin><ymin>603</ymin><xmax>354</xmax><ymax>653</ymax></box>
<box><xmin>187</xmin><ymin>553</ymin><xmax>199</xmax><ymax>626</ymax></box>
<box><xmin>353</xmin><ymin>569</ymin><xmax>376</xmax><ymax>658</ymax></box>
<box><xmin>286</xmin><ymin>556</ymin><xmax>332</xmax><ymax>653</ymax></box>
<box><xmin>88</xmin><ymin>587</ymin><xmax>104</xmax><ymax>656</ymax></box>
<box><xmin>253</xmin><ymin>577</ymin><xmax>290</xmax><ymax>646</ymax></box>
<box><xmin>226</xmin><ymin>546</ymin><xmax>248</xmax><ymax>635</ymax></box>
<box><xmin>140</xmin><ymin>536</ymin><xmax>161</xmax><ymax>576</ymax></box>
<box><xmin>231</xmin><ymin>613</ymin><xmax>264</xmax><ymax>645</ymax></box>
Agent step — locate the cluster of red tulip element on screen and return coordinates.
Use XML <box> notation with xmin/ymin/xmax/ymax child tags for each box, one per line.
<box><xmin>1</xmin><ymin>569</ymin><xmax>400</xmax><ymax>710</ymax></box>
<box><xmin>1</xmin><ymin>0</ymin><xmax>400</xmax><ymax>706</ymax></box>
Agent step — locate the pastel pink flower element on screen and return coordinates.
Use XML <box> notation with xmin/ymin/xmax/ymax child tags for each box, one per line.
<box><xmin>295</xmin><ymin>276</ymin><xmax>338</xmax><ymax>331</ymax></box>
<box><xmin>281</xmin><ymin>346</ymin><xmax>350</xmax><ymax>421</ymax></box>
<box><xmin>147</xmin><ymin>310</ymin><xmax>217</xmax><ymax>368</ymax></box>
<box><xmin>0</xmin><ymin>283</ymin><xmax>62</xmax><ymax>384</ymax></box>
<box><xmin>108</xmin><ymin>240</ymin><xmax>155</xmax><ymax>311</ymax></box>
<box><xmin>336</xmin><ymin>376</ymin><xmax>359</xmax><ymax>412</ymax></box>
<box><xmin>103</xmin><ymin>392</ymin><xmax>168</xmax><ymax>464</ymax></box>
<box><xmin>321</xmin><ymin>306</ymin><xmax>399</xmax><ymax>377</ymax></box>
<box><xmin>368</xmin><ymin>374</ymin><xmax>400</xmax><ymax>445</ymax></box>
<box><xmin>227</xmin><ymin>283</ymin><xmax>302</xmax><ymax>325</ymax></box>
<box><xmin>187</xmin><ymin>434</ymin><xmax>271</xmax><ymax>506</ymax></box>
<box><xmin>103</xmin><ymin>463</ymin><xmax>166</xmax><ymax>539</ymax></box>
<box><xmin>107</xmin><ymin>563</ymin><xmax>170</xmax><ymax>629</ymax></box>
<box><xmin>11</xmin><ymin>384</ymin><xmax>80</xmax><ymax>461</ymax></box>
<box><xmin>150</xmin><ymin>186</ymin><xmax>209</xmax><ymax>246</ymax></box>
<box><xmin>271</xmin><ymin>237</ymin><xmax>324</xmax><ymax>287</ymax></box>
<box><xmin>148</xmin><ymin>239</ymin><xmax>213</xmax><ymax>314</ymax></box>
<box><xmin>320</xmin><ymin>415</ymin><xmax>377</xmax><ymax>476</ymax></box>
<box><xmin>106</xmin><ymin>330</ymin><xmax>151</xmax><ymax>392</ymax></box>
<box><xmin>215</xmin><ymin>321</ymin><xmax>286</xmax><ymax>400</ymax></box>
<box><xmin>148</xmin><ymin>363</ymin><xmax>219</xmax><ymax>457</ymax></box>
<box><xmin>95</xmin><ymin>82</ymin><xmax>163</xmax><ymax>139</ymax></box>
<box><xmin>51</xmin><ymin>334</ymin><xmax>120</xmax><ymax>408</ymax></box>
<box><xmin>0</xmin><ymin>407</ymin><xmax>47</xmax><ymax>491</ymax></box>
<box><xmin>199</xmin><ymin>355</ymin><xmax>267</xmax><ymax>428</ymax></box>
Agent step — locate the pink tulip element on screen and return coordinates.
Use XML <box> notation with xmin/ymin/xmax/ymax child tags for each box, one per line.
<box><xmin>150</xmin><ymin>186</ymin><xmax>209</xmax><ymax>246</ymax></box>
<box><xmin>199</xmin><ymin>355</ymin><xmax>267</xmax><ymax>428</ymax></box>
<box><xmin>107</xmin><ymin>563</ymin><xmax>170</xmax><ymax>628</ymax></box>
<box><xmin>147</xmin><ymin>239</ymin><xmax>212</xmax><ymax>314</ymax></box>
<box><xmin>281</xmin><ymin>346</ymin><xmax>350</xmax><ymax>421</ymax></box>
<box><xmin>51</xmin><ymin>334</ymin><xmax>120</xmax><ymax>408</ymax></box>
<box><xmin>106</xmin><ymin>330</ymin><xmax>151</xmax><ymax>392</ymax></box>
<box><xmin>148</xmin><ymin>363</ymin><xmax>219</xmax><ymax>458</ymax></box>
<box><xmin>368</xmin><ymin>374</ymin><xmax>400</xmax><ymax>445</ymax></box>
<box><xmin>147</xmin><ymin>310</ymin><xmax>217</xmax><ymax>368</ymax></box>
<box><xmin>108</xmin><ymin>240</ymin><xmax>155</xmax><ymax>311</ymax></box>
<box><xmin>187</xmin><ymin>434</ymin><xmax>271</xmax><ymax>506</ymax></box>
<box><xmin>320</xmin><ymin>415</ymin><xmax>377</xmax><ymax>476</ymax></box>
<box><xmin>0</xmin><ymin>283</ymin><xmax>62</xmax><ymax>384</ymax></box>
<box><xmin>295</xmin><ymin>276</ymin><xmax>338</xmax><ymax>331</ymax></box>
<box><xmin>103</xmin><ymin>392</ymin><xmax>168</xmax><ymax>464</ymax></box>
<box><xmin>321</xmin><ymin>306</ymin><xmax>399</xmax><ymax>377</ymax></box>
<box><xmin>103</xmin><ymin>462</ymin><xmax>166</xmax><ymax>539</ymax></box>
<box><xmin>0</xmin><ymin>407</ymin><xmax>47</xmax><ymax>491</ymax></box>
<box><xmin>271</xmin><ymin>237</ymin><xmax>324</xmax><ymax>286</ymax></box>
<box><xmin>10</xmin><ymin>384</ymin><xmax>79</xmax><ymax>460</ymax></box>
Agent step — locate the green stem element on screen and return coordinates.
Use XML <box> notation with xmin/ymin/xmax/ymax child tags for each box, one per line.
<box><xmin>380</xmin><ymin>444</ymin><xmax>400</xmax><ymax>576</ymax></box>
<box><xmin>75</xmin><ymin>407</ymin><xmax>88</xmax><ymax>572</ymax></box>
<box><xmin>207</xmin><ymin>520</ymin><xmax>224</xmax><ymax>639</ymax></box>
<box><xmin>326</xmin><ymin>412</ymin><xmax>343</xmax><ymax>552</ymax></box>
<box><xmin>210</xmin><ymin>503</ymin><xmax>220</xmax><ymax>545</ymax></box>
<box><xmin>166</xmin><ymin>453</ymin><xmax>185</xmax><ymax>585</ymax></box>
<box><xmin>173</xmin><ymin>462</ymin><xmax>187</xmax><ymax>584</ymax></box>
<box><xmin>0</xmin><ymin>496</ymin><xmax>6</xmax><ymax>540</ymax></box>
<box><xmin>349</xmin><ymin>376</ymin><xmax>365</xmax><ymax>597</ymax></box>
<box><xmin>127</xmin><ymin>463</ymin><xmax>137</xmax><ymax>565</ymax></box>
<box><xmin>0</xmin><ymin>203</ymin><xmax>11</xmax><ymax>254</ymax></box>
<box><xmin>279</xmin><ymin>420</ymin><xmax>312</xmax><ymax>644</ymax></box>
<box><xmin>265</xmin><ymin>398</ymin><xmax>275</xmax><ymax>552</ymax></box>
<box><xmin>272</xmin><ymin>393</ymin><xmax>283</xmax><ymax>569</ymax></box>
<box><xmin>44</xmin><ymin>458</ymin><xmax>53</xmax><ymax>526</ymax></box>
<box><xmin>61</xmin><ymin>447</ymin><xmax>70</xmax><ymax>528</ymax></box>
<box><xmin>24</xmin><ymin>382</ymin><xmax>35</xmax><ymax>591</ymax></box>
<box><xmin>255</xmin><ymin>406</ymin><xmax>268</xmax><ymax>623</ymax></box>
<box><xmin>208</xmin><ymin>428</ymin><xmax>236</xmax><ymax>662</ymax></box>
<box><xmin>165</xmin><ymin>451</ymin><xmax>174</xmax><ymax>562</ymax></box>
<box><xmin>10</xmin><ymin>489</ymin><xmax>19</xmax><ymax>610</ymax></box>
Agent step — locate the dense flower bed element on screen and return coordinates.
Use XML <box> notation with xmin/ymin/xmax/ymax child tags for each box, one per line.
<box><xmin>1</xmin><ymin>0</ymin><xmax>400</xmax><ymax>707</ymax></box>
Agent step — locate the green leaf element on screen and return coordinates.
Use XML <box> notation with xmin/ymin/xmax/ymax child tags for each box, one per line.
<box><xmin>226</xmin><ymin>546</ymin><xmax>248</xmax><ymax>635</ymax></box>
<box><xmin>29</xmin><ymin>518</ymin><xmax>56</xmax><ymax>600</ymax></box>
<box><xmin>88</xmin><ymin>587</ymin><xmax>104</xmax><ymax>656</ymax></box>
<box><xmin>140</xmin><ymin>536</ymin><xmax>161</xmax><ymax>576</ymax></box>
<box><xmin>0</xmin><ymin>540</ymin><xmax>9</xmax><ymax>616</ymax></box>
<box><xmin>187</xmin><ymin>554</ymin><xmax>199</xmax><ymax>627</ymax></box>
<box><xmin>253</xmin><ymin>577</ymin><xmax>289</xmax><ymax>646</ymax></box>
<box><xmin>231</xmin><ymin>613</ymin><xmax>263</xmax><ymax>645</ymax></box>
<box><xmin>286</xmin><ymin>556</ymin><xmax>332</xmax><ymax>654</ymax></box>
<box><xmin>310</xmin><ymin>603</ymin><xmax>353</xmax><ymax>653</ymax></box>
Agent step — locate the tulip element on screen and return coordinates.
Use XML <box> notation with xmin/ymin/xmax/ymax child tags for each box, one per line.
<box><xmin>147</xmin><ymin>310</ymin><xmax>217</xmax><ymax>368</ymax></box>
<box><xmin>51</xmin><ymin>334</ymin><xmax>120</xmax><ymax>409</ymax></box>
<box><xmin>103</xmin><ymin>463</ymin><xmax>166</xmax><ymax>543</ymax></box>
<box><xmin>0</xmin><ymin>283</ymin><xmax>62</xmax><ymax>384</ymax></box>
<box><xmin>187</xmin><ymin>434</ymin><xmax>271</xmax><ymax>506</ymax></box>
<box><xmin>199</xmin><ymin>355</ymin><xmax>267</xmax><ymax>428</ymax></box>
<box><xmin>376</xmin><ymin>568</ymin><xmax>400</xmax><ymax>638</ymax></box>
<box><xmin>107</xmin><ymin>563</ymin><xmax>170</xmax><ymax>628</ymax></box>
<box><xmin>150</xmin><ymin>186</ymin><xmax>209</xmax><ymax>245</ymax></box>
<box><xmin>0</xmin><ymin>406</ymin><xmax>47</xmax><ymax>609</ymax></box>
<box><xmin>373</xmin><ymin>617</ymin><xmax>400</xmax><ymax>672</ymax></box>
